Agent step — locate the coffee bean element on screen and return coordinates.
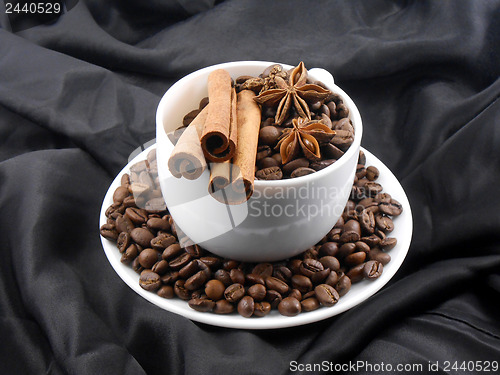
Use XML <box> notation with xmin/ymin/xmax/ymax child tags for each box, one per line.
<box><xmin>374</xmin><ymin>192</ymin><xmax>392</xmax><ymax>203</ymax></box>
<box><xmin>256</xmin><ymin>166</ymin><xmax>283</xmax><ymax>180</ymax></box>
<box><xmin>253</xmin><ymin>302</ymin><xmax>272</xmax><ymax>317</ymax></box>
<box><xmin>248</xmin><ymin>284</ymin><xmax>266</xmax><ymax>301</ymax></box>
<box><xmin>131</xmin><ymin>257</ymin><xmax>143</xmax><ymax>273</ymax></box>
<box><xmin>320</xmin><ymin>103</ymin><xmax>330</xmax><ymax>118</ymax></box>
<box><xmin>205</xmin><ymin>279</ymin><xmax>225</xmax><ymax>301</ymax></box>
<box><xmin>375</xmin><ymin>214</ymin><xmax>394</xmax><ymax>233</ymax></box>
<box><xmin>168</xmin><ymin>253</ymin><xmax>191</xmax><ymax>270</ymax></box>
<box><xmin>139</xmin><ymin>270</ymin><xmax>161</xmax><ymax>292</ymax></box>
<box><xmin>278</xmin><ymin>297</ymin><xmax>301</xmax><ymax>316</ymax></box>
<box><xmin>160</xmin><ymin>271</ymin><xmax>179</xmax><ymax>285</ymax></box>
<box><xmin>364</xmin><ymin>181</ymin><xmax>383</xmax><ymax>197</ymax></box>
<box><xmin>330</xmin><ymin>130</ymin><xmax>354</xmax><ymax>151</ymax></box>
<box><xmin>326</xmin><ymin>101</ymin><xmax>336</xmax><ymax>117</ymax></box>
<box><xmin>338</xmin><ymin>242</ymin><xmax>356</xmax><ymax>258</ymax></box>
<box><xmin>311</xmin><ymin>268</ymin><xmax>331</xmax><ymax>284</ymax></box>
<box><xmin>121</xmin><ymin>173</ymin><xmax>130</xmax><ymax>187</ymax></box>
<box><xmin>300</xmin><ymin>259</ymin><xmax>324</xmax><ymax>278</ymax></box>
<box><xmin>115</xmin><ymin>215</ymin><xmax>135</xmax><ymax>234</ymax></box>
<box><xmin>245</xmin><ymin>273</ymin><xmax>265</xmax><ymax>285</ymax></box>
<box><xmin>183</xmin><ymin>109</ymin><xmax>200</xmax><ymax>127</ymax></box>
<box><xmin>256</xmin><ymin>145</ymin><xmax>272</xmax><ymax>161</ymax></box>
<box><xmin>138</xmin><ymin>248</ymin><xmax>160</xmax><ymax>269</ymax></box>
<box><xmin>188</xmin><ymin>298</ymin><xmax>215</xmax><ymax>312</ymax></box>
<box><xmin>273</xmin><ymin>265</ymin><xmax>292</xmax><ymax>283</ymax></box>
<box><xmin>125</xmin><ymin>207</ymin><xmax>149</xmax><ymax>225</ymax></box>
<box><xmin>157</xmin><ymin>285</ymin><xmax>174</xmax><ymax>299</ymax></box>
<box><xmin>259</xmin><ymin>126</ymin><xmax>281</xmax><ymax>146</ymax></box>
<box><xmin>363</xmin><ymin>260</ymin><xmax>383</xmax><ymax>280</ymax></box>
<box><xmin>151</xmin><ymin>260</ymin><xmax>169</xmax><ymax>275</ymax></box>
<box><xmin>335</xmin><ymin>275</ymin><xmax>352</xmax><ymax>297</ymax></box>
<box><xmin>265</xmin><ymin>276</ymin><xmax>289</xmax><ymax>294</ymax></box>
<box><xmin>288</xmin><ymin>289</ymin><xmax>302</xmax><ymax>301</ymax></box>
<box><xmin>361</xmin><ymin>234</ymin><xmax>381</xmax><ymax>248</ymax></box>
<box><xmin>282</xmin><ymin>158</ymin><xmax>310</xmax><ymax>175</ymax></box>
<box><xmin>322</xmin><ymin>143</ymin><xmax>344</xmax><ymax>159</ymax></box>
<box><xmin>252</xmin><ymin>263</ymin><xmax>274</xmax><ymax>277</ymax></box>
<box><xmin>291</xmin><ymin>274</ymin><xmax>313</xmax><ymax>293</ymax></box>
<box><xmin>380</xmin><ymin>237</ymin><xmax>397</xmax><ymax>251</ymax></box>
<box><xmin>196</xmin><ymin>260</ymin><xmax>211</xmax><ymax>278</ymax></box>
<box><xmin>315</xmin><ymin>284</ymin><xmax>339</xmax><ymax>307</ymax></box>
<box><xmin>196</xmin><ymin>257</ymin><xmax>219</xmax><ymax>271</ymax></box>
<box><xmin>355</xmin><ymin>241</ymin><xmax>371</xmax><ymax>253</ymax></box>
<box><xmin>130</xmin><ymin>227</ymin><xmax>155</xmax><ymax>248</ymax></box>
<box><xmin>271</xmin><ymin>152</ymin><xmax>282</xmax><ymax>165</ymax></box>
<box><xmin>288</xmin><ymin>259</ymin><xmax>303</xmax><ymax>274</ymax></box>
<box><xmin>310</xmin><ymin>100</ymin><xmax>322</xmax><ymax>111</ymax></box>
<box><xmin>303</xmin><ymin>247</ymin><xmax>318</xmax><ymax>260</ymax></box>
<box><xmin>184</xmin><ymin>244</ymin><xmax>202</xmax><ymax>258</ymax></box>
<box><xmin>334</xmin><ymin>118</ymin><xmax>354</xmax><ymax>132</ymax></box>
<box><xmin>379</xmin><ymin>200</ymin><xmax>403</xmax><ymax>216</ymax></box>
<box><xmin>214</xmin><ymin>269</ymin><xmax>233</xmax><ymax>286</ymax></box>
<box><xmin>174</xmin><ymin>280</ymin><xmax>190</xmax><ymax>300</ymax></box>
<box><xmin>265</xmin><ymin>289</ymin><xmax>282</xmax><ymax>309</ymax></box>
<box><xmin>162</xmin><ymin>243</ymin><xmax>182</xmax><ymax>260</ymax></box>
<box><xmin>365</xmin><ymin>166</ymin><xmax>379</xmax><ymax>181</ymax></box>
<box><xmin>185</xmin><ymin>270</ymin><xmax>208</xmax><ymax>291</ymax></box>
<box><xmin>213</xmin><ymin>300</ymin><xmax>234</xmax><ymax>314</ymax></box>
<box><xmin>229</xmin><ymin>268</ymin><xmax>245</xmax><ymax>285</ymax></box>
<box><xmin>291</xmin><ymin>167</ymin><xmax>316</xmax><ymax>178</ymax></box>
<box><xmin>301</xmin><ymin>297</ymin><xmax>320</xmax><ymax>312</ymax></box>
<box><xmin>121</xmin><ymin>244</ymin><xmax>138</xmax><ymax>264</ymax></box>
<box><xmin>319</xmin><ymin>242</ymin><xmax>339</xmax><ymax>257</ymax></box>
<box><xmin>310</xmin><ymin>159</ymin><xmax>335</xmax><ymax>171</ymax></box>
<box><xmin>335</xmin><ymin>103</ymin><xmax>349</xmax><ymax>119</ymax></box>
<box><xmin>346</xmin><ymin>263</ymin><xmax>365</xmax><ymax>283</ymax></box>
<box><xmin>224</xmin><ymin>283</ymin><xmax>245</xmax><ymax>303</ymax></box>
<box><xmin>319</xmin><ymin>256</ymin><xmax>340</xmax><ymax>271</ymax></box>
<box><xmin>258</xmin><ymin>157</ymin><xmax>280</xmax><ymax>169</ymax></box>
<box><xmin>151</xmin><ymin>233</ymin><xmax>176</xmax><ymax>250</ymax></box>
<box><xmin>113</xmin><ymin>186</ymin><xmax>129</xmax><ymax>204</ymax></box>
<box><xmin>321</xmin><ymin>113</ymin><xmax>332</xmax><ymax>128</ymax></box>
<box><xmin>117</xmin><ymin>232</ymin><xmax>130</xmax><ymax>253</ymax></box>
<box><xmin>325</xmin><ymin>270</ymin><xmax>339</xmax><ymax>287</ymax></box>
<box><xmin>238</xmin><ymin>296</ymin><xmax>255</xmax><ymax>318</ymax></box>
<box><xmin>368</xmin><ymin>249</ymin><xmax>391</xmax><ymax>265</ymax></box>
<box><xmin>358</xmin><ymin>209</ymin><xmax>376</xmax><ymax>234</ymax></box>
<box><xmin>340</xmin><ymin>219</ymin><xmax>361</xmax><ymax>242</ymax></box>
<box><xmin>147</xmin><ymin>217</ymin><xmax>170</xmax><ymax>232</ymax></box>
<box><xmin>344</xmin><ymin>251</ymin><xmax>367</xmax><ymax>266</ymax></box>
<box><xmin>358</xmin><ymin>150</ymin><xmax>366</xmax><ymax>165</ymax></box>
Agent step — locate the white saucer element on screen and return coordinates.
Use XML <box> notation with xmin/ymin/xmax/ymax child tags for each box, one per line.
<box><xmin>99</xmin><ymin>145</ymin><xmax>413</xmax><ymax>329</ymax></box>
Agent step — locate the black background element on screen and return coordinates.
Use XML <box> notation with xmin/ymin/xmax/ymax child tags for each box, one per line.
<box><xmin>1</xmin><ymin>1</ymin><xmax>500</xmax><ymax>374</ymax></box>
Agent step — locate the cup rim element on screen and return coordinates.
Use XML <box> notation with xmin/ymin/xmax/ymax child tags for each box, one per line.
<box><xmin>156</xmin><ymin>60</ymin><xmax>363</xmax><ymax>188</ymax></box>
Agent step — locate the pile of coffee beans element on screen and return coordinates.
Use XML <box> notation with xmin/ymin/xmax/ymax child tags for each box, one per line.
<box><xmin>100</xmin><ymin>148</ymin><xmax>402</xmax><ymax>318</ymax></box>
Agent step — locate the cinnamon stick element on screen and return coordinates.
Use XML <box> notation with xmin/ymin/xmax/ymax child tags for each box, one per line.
<box><xmin>200</xmin><ymin>69</ymin><xmax>237</xmax><ymax>162</ymax></box>
<box><xmin>167</xmin><ymin>106</ymin><xmax>209</xmax><ymax>180</ymax></box>
<box><xmin>229</xmin><ymin>90</ymin><xmax>261</xmax><ymax>202</ymax></box>
<box><xmin>209</xmin><ymin>90</ymin><xmax>261</xmax><ymax>205</ymax></box>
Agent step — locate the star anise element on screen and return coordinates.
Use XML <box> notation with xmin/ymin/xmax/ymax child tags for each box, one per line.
<box><xmin>276</xmin><ymin>118</ymin><xmax>336</xmax><ymax>164</ymax></box>
<box><xmin>254</xmin><ymin>62</ymin><xmax>332</xmax><ymax>125</ymax></box>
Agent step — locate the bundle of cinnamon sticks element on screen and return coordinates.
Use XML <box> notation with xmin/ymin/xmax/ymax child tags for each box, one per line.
<box><xmin>168</xmin><ymin>69</ymin><xmax>261</xmax><ymax>205</ymax></box>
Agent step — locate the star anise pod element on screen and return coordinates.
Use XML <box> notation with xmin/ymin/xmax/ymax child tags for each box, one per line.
<box><xmin>254</xmin><ymin>62</ymin><xmax>332</xmax><ymax>125</ymax></box>
<box><xmin>276</xmin><ymin>118</ymin><xmax>336</xmax><ymax>164</ymax></box>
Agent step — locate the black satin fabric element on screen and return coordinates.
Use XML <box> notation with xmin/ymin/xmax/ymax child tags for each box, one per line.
<box><xmin>1</xmin><ymin>1</ymin><xmax>499</xmax><ymax>374</ymax></box>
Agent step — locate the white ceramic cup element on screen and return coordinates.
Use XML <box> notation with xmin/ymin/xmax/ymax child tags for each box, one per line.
<box><xmin>156</xmin><ymin>61</ymin><xmax>362</xmax><ymax>262</ymax></box>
